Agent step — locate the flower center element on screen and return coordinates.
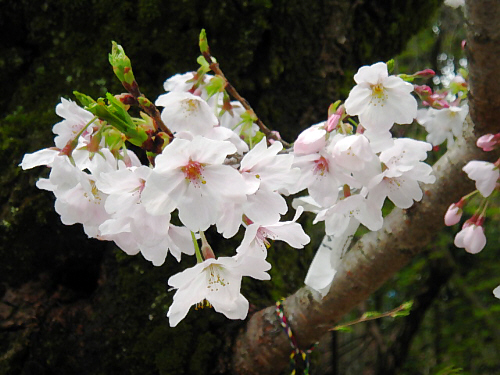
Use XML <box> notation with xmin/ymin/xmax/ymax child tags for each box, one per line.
<box><xmin>181</xmin><ymin>160</ymin><xmax>206</xmax><ymax>186</ymax></box>
<box><xmin>84</xmin><ymin>180</ymin><xmax>103</xmax><ymax>204</ymax></box>
<box><xmin>182</xmin><ymin>98</ymin><xmax>200</xmax><ymax>112</ymax></box>
<box><xmin>371</xmin><ymin>83</ymin><xmax>384</xmax><ymax>97</ymax></box>
<box><xmin>256</xmin><ymin>228</ymin><xmax>275</xmax><ymax>250</ymax></box>
<box><xmin>370</xmin><ymin>83</ymin><xmax>388</xmax><ymax>106</ymax></box>
<box><xmin>313</xmin><ymin>156</ymin><xmax>329</xmax><ymax>176</ymax></box>
<box><xmin>205</xmin><ymin>264</ymin><xmax>229</xmax><ymax>292</ymax></box>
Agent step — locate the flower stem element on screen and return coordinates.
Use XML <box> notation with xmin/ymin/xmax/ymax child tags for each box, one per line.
<box><xmin>199</xmin><ymin>33</ymin><xmax>289</xmax><ymax>147</ymax></box>
<box><xmin>191</xmin><ymin>231</ymin><xmax>203</xmax><ymax>263</ymax></box>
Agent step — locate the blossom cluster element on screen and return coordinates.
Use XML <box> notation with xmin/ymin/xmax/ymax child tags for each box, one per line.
<box><xmin>21</xmin><ymin>70</ymin><xmax>309</xmax><ymax>326</ymax></box>
<box><xmin>291</xmin><ymin>62</ymin><xmax>436</xmax><ymax>295</ymax></box>
<box><xmin>445</xmin><ymin>134</ymin><xmax>499</xmax><ymax>253</ymax></box>
<box><xmin>416</xmin><ymin>74</ymin><xmax>469</xmax><ymax>148</ymax></box>
<box><xmin>21</xmin><ymin>51</ymin><xmax>439</xmax><ymax>325</ymax></box>
<box><xmin>444</xmin><ymin>133</ymin><xmax>499</xmax><ymax>298</ymax></box>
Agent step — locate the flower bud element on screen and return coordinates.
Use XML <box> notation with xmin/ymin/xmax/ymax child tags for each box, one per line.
<box><xmin>413</xmin><ymin>69</ymin><xmax>435</xmax><ymax>79</ymax></box>
<box><xmin>477</xmin><ymin>133</ymin><xmax>499</xmax><ymax>151</ymax></box>
<box><xmin>444</xmin><ymin>203</ymin><xmax>462</xmax><ymax>226</ymax></box>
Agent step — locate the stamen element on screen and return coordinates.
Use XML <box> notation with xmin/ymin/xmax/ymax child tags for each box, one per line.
<box><xmin>181</xmin><ymin>160</ymin><xmax>206</xmax><ymax>187</ymax></box>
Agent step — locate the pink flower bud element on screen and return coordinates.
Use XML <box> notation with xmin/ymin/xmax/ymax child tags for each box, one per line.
<box><xmin>293</xmin><ymin>125</ymin><xmax>327</xmax><ymax>155</ymax></box>
<box><xmin>444</xmin><ymin>203</ymin><xmax>462</xmax><ymax>226</ymax></box>
<box><xmin>414</xmin><ymin>69</ymin><xmax>435</xmax><ymax>79</ymax></box>
<box><xmin>454</xmin><ymin>220</ymin><xmax>487</xmax><ymax>254</ymax></box>
<box><xmin>326</xmin><ymin>105</ymin><xmax>345</xmax><ymax>132</ymax></box>
<box><xmin>414</xmin><ymin>85</ymin><xmax>433</xmax><ymax>97</ymax></box>
<box><xmin>477</xmin><ymin>133</ymin><xmax>499</xmax><ymax>151</ymax></box>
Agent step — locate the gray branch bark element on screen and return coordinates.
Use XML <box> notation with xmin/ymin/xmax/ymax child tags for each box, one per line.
<box><xmin>232</xmin><ymin>2</ymin><xmax>500</xmax><ymax>374</ymax></box>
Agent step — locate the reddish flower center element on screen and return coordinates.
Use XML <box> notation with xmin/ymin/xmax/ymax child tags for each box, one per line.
<box><xmin>181</xmin><ymin>160</ymin><xmax>206</xmax><ymax>186</ymax></box>
<box><xmin>313</xmin><ymin>156</ymin><xmax>329</xmax><ymax>176</ymax></box>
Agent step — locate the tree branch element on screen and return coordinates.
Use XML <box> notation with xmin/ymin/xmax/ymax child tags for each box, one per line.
<box><xmin>233</xmin><ymin>121</ymin><xmax>486</xmax><ymax>374</ymax></box>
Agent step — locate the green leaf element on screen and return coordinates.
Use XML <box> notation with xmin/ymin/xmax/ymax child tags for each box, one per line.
<box><xmin>328</xmin><ymin>100</ymin><xmax>342</xmax><ymax>117</ymax></box>
<box><xmin>73</xmin><ymin>91</ymin><xmax>96</xmax><ymax>107</ymax></box>
<box><xmin>434</xmin><ymin>365</ymin><xmax>463</xmax><ymax>375</ymax></box>
<box><xmin>362</xmin><ymin>311</ymin><xmax>381</xmax><ymax>319</ymax></box>
<box><xmin>205</xmin><ymin>75</ymin><xmax>226</xmax><ymax>98</ymax></box>
<box><xmin>398</xmin><ymin>73</ymin><xmax>415</xmax><ymax>82</ymax></box>
<box><xmin>85</xmin><ymin>93</ymin><xmax>147</xmax><ymax>147</ymax></box>
<box><xmin>386</xmin><ymin>59</ymin><xmax>395</xmax><ymax>74</ymax></box>
<box><xmin>248</xmin><ymin>131</ymin><xmax>265</xmax><ymax>148</ymax></box>
<box><xmin>334</xmin><ymin>326</ymin><xmax>353</xmax><ymax>332</ymax></box>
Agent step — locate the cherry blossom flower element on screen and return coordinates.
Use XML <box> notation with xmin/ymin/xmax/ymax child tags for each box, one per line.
<box><xmin>314</xmin><ymin>194</ymin><xmax>383</xmax><ymax>237</ymax></box>
<box><xmin>167</xmin><ymin>255</ymin><xmax>271</xmax><ymax>327</ymax></box>
<box><xmin>142</xmin><ymin>136</ymin><xmax>248</xmax><ymax>232</ymax></box>
<box><xmin>20</xmin><ymin>148</ymin><xmax>60</xmax><ymax>170</ymax></box>
<box><xmin>293</xmin><ymin>122</ymin><xmax>327</xmax><ymax>155</ymax></box>
<box><xmin>328</xmin><ymin>133</ymin><xmax>375</xmax><ymax>171</ymax></box>
<box><xmin>53</xmin><ymin>98</ymin><xmax>96</xmax><ymax>149</ymax></box>
<box><xmin>368</xmin><ymin>138</ymin><xmax>435</xmax><ymax>209</ymax></box>
<box><xmin>236</xmin><ymin>207</ymin><xmax>310</xmax><ymax>259</ymax></box>
<box><xmin>417</xmin><ymin>105</ymin><xmax>468</xmax><ymax>147</ymax></box>
<box><xmin>35</xmin><ymin>150</ymin><xmax>118</xmax><ymax>238</ymax></box>
<box><xmin>219</xmin><ymin>101</ymin><xmax>259</xmax><ymax>139</ymax></box>
<box><xmin>454</xmin><ymin>221</ymin><xmax>486</xmax><ymax>254</ymax></box>
<box><xmin>155</xmin><ymin>91</ymin><xmax>218</xmax><ymax>136</ymax></box>
<box><xmin>96</xmin><ymin>165</ymin><xmax>194</xmax><ymax>265</ymax></box>
<box><xmin>293</xmin><ymin>150</ymin><xmax>358</xmax><ymax>208</ymax></box>
<box><xmin>344</xmin><ymin>62</ymin><xmax>417</xmax><ymax>133</ymax></box>
<box><xmin>463</xmin><ymin>160</ymin><xmax>499</xmax><ymax>197</ymax></box>
<box><xmin>304</xmin><ymin>219</ymin><xmax>359</xmax><ymax>297</ymax></box>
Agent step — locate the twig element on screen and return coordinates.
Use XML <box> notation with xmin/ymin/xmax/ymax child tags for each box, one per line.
<box><xmin>330</xmin><ymin>302</ymin><xmax>411</xmax><ymax>331</ymax></box>
<box><xmin>200</xmin><ymin>50</ymin><xmax>291</xmax><ymax>148</ymax></box>
<box><xmin>121</xmin><ymin>82</ymin><xmax>174</xmax><ymax>140</ymax></box>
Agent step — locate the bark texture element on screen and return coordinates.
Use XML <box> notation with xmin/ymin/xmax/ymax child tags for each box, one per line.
<box><xmin>466</xmin><ymin>0</ymin><xmax>500</xmax><ymax>136</ymax></box>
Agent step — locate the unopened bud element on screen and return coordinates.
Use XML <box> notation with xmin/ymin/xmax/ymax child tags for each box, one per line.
<box><xmin>413</xmin><ymin>69</ymin><xmax>435</xmax><ymax>79</ymax></box>
<box><xmin>199</xmin><ymin>29</ymin><xmax>209</xmax><ymax>54</ymax></box>
<box><xmin>477</xmin><ymin>133</ymin><xmax>499</xmax><ymax>151</ymax></box>
<box><xmin>414</xmin><ymin>85</ymin><xmax>433</xmax><ymax>97</ymax></box>
<box><xmin>115</xmin><ymin>93</ymin><xmax>136</xmax><ymax>106</ymax></box>
<box><xmin>444</xmin><ymin>203</ymin><xmax>462</xmax><ymax>226</ymax></box>
<box><xmin>109</xmin><ymin>41</ymin><xmax>136</xmax><ymax>85</ymax></box>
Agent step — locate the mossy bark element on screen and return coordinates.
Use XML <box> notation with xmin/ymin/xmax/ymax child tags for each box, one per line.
<box><xmin>0</xmin><ymin>0</ymin><xmax>441</xmax><ymax>373</ymax></box>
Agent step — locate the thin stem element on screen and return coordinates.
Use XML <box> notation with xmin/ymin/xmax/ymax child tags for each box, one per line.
<box><xmin>191</xmin><ymin>231</ymin><xmax>203</xmax><ymax>263</ymax></box>
<box><xmin>479</xmin><ymin>199</ymin><xmax>489</xmax><ymax>219</ymax></box>
<box><xmin>122</xmin><ymin>82</ymin><xmax>174</xmax><ymax>140</ymax></box>
<box><xmin>462</xmin><ymin>189</ymin><xmax>479</xmax><ymax>201</ymax></box>
<box><xmin>201</xmin><ymin>50</ymin><xmax>290</xmax><ymax>148</ymax></box>
<box><xmin>330</xmin><ymin>302</ymin><xmax>411</xmax><ymax>331</ymax></box>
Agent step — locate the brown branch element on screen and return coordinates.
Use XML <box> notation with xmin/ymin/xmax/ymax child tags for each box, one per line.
<box><xmin>121</xmin><ymin>81</ymin><xmax>174</xmax><ymax>139</ymax></box>
<box><xmin>201</xmin><ymin>51</ymin><xmax>291</xmax><ymax>148</ymax></box>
